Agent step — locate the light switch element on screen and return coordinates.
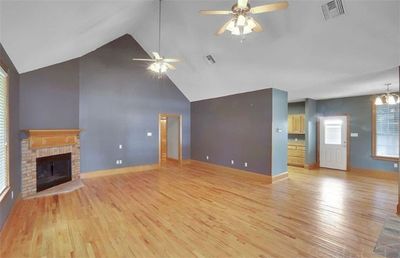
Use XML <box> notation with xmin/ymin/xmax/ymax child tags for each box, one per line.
<box><xmin>350</xmin><ymin>133</ymin><xmax>359</xmax><ymax>137</ymax></box>
<box><xmin>147</xmin><ymin>132</ymin><xmax>152</xmax><ymax>137</ymax></box>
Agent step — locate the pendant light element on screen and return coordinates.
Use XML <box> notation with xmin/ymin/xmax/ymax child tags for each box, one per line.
<box><xmin>133</xmin><ymin>0</ymin><xmax>180</xmax><ymax>78</ymax></box>
<box><xmin>374</xmin><ymin>83</ymin><xmax>399</xmax><ymax>105</ymax></box>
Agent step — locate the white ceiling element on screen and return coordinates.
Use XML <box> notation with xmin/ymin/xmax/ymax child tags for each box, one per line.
<box><xmin>1</xmin><ymin>0</ymin><xmax>399</xmax><ymax>102</ymax></box>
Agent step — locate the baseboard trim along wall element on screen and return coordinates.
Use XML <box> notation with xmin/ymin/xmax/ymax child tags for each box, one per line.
<box><xmin>186</xmin><ymin>160</ymin><xmax>288</xmax><ymax>184</ymax></box>
<box><xmin>81</xmin><ymin>164</ymin><xmax>160</xmax><ymax>179</ymax></box>
<box><xmin>304</xmin><ymin>163</ymin><xmax>319</xmax><ymax>170</ymax></box>
<box><xmin>272</xmin><ymin>172</ymin><xmax>289</xmax><ymax>182</ymax></box>
<box><xmin>349</xmin><ymin>167</ymin><xmax>398</xmax><ymax>181</ymax></box>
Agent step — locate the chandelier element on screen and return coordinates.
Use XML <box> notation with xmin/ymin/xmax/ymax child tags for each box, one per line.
<box><xmin>374</xmin><ymin>83</ymin><xmax>399</xmax><ymax>105</ymax></box>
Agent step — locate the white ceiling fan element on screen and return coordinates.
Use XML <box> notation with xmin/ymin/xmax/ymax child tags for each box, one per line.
<box><xmin>200</xmin><ymin>0</ymin><xmax>288</xmax><ymax>36</ymax></box>
<box><xmin>133</xmin><ymin>0</ymin><xmax>180</xmax><ymax>76</ymax></box>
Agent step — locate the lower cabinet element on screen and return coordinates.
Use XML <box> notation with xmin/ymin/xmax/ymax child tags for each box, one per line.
<box><xmin>288</xmin><ymin>144</ymin><xmax>305</xmax><ymax>167</ymax></box>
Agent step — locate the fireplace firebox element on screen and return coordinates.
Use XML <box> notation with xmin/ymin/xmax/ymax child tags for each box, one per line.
<box><xmin>36</xmin><ymin>153</ymin><xmax>72</xmax><ymax>192</ymax></box>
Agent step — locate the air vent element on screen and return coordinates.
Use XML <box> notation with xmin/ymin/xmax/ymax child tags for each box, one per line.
<box><xmin>322</xmin><ymin>0</ymin><xmax>345</xmax><ymax>21</ymax></box>
<box><xmin>205</xmin><ymin>55</ymin><xmax>216</xmax><ymax>65</ymax></box>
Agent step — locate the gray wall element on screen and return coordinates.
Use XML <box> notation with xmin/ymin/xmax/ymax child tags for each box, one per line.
<box><xmin>79</xmin><ymin>35</ymin><xmax>190</xmax><ymax>172</ymax></box>
<box><xmin>288</xmin><ymin>101</ymin><xmax>305</xmax><ymax>115</ymax></box>
<box><xmin>191</xmin><ymin>88</ymin><xmax>288</xmax><ymax>176</ymax></box>
<box><xmin>0</xmin><ymin>44</ymin><xmax>20</xmax><ymax>230</ymax></box>
<box><xmin>271</xmin><ymin>89</ymin><xmax>288</xmax><ymax>175</ymax></box>
<box><xmin>305</xmin><ymin>98</ymin><xmax>317</xmax><ymax>165</ymax></box>
<box><xmin>317</xmin><ymin>95</ymin><xmax>398</xmax><ymax>172</ymax></box>
<box><xmin>19</xmin><ymin>59</ymin><xmax>79</xmax><ymax>129</ymax></box>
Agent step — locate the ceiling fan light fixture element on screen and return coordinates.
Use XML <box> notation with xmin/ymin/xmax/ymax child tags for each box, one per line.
<box><xmin>226</xmin><ymin>19</ymin><xmax>236</xmax><ymax>32</ymax></box>
<box><xmin>247</xmin><ymin>17</ymin><xmax>256</xmax><ymax>29</ymax></box>
<box><xmin>242</xmin><ymin>25</ymin><xmax>253</xmax><ymax>35</ymax></box>
<box><xmin>231</xmin><ymin>26</ymin><xmax>241</xmax><ymax>35</ymax></box>
<box><xmin>237</xmin><ymin>15</ymin><xmax>246</xmax><ymax>26</ymax></box>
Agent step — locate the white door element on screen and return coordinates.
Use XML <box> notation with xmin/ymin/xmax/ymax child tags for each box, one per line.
<box><xmin>319</xmin><ymin>116</ymin><xmax>348</xmax><ymax>170</ymax></box>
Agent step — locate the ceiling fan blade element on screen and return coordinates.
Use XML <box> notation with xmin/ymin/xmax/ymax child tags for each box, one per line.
<box><xmin>165</xmin><ymin>63</ymin><xmax>176</xmax><ymax>70</ymax></box>
<box><xmin>199</xmin><ymin>10</ymin><xmax>232</xmax><ymax>15</ymax></box>
<box><xmin>132</xmin><ymin>58</ymin><xmax>156</xmax><ymax>62</ymax></box>
<box><xmin>215</xmin><ymin>19</ymin><xmax>232</xmax><ymax>35</ymax></box>
<box><xmin>250</xmin><ymin>1</ymin><xmax>288</xmax><ymax>14</ymax></box>
<box><xmin>252</xmin><ymin>19</ymin><xmax>263</xmax><ymax>32</ymax></box>
<box><xmin>237</xmin><ymin>0</ymin><xmax>248</xmax><ymax>8</ymax></box>
<box><xmin>163</xmin><ymin>59</ymin><xmax>180</xmax><ymax>63</ymax></box>
<box><xmin>152</xmin><ymin>52</ymin><xmax>161</xmax><ymax>59</ymax></box>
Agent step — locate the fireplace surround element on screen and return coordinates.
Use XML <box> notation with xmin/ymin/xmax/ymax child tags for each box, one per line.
<box><xmin>21</xmin><ymin>129</ymin><xmax>80</xmax><ymax>198</ymax></box>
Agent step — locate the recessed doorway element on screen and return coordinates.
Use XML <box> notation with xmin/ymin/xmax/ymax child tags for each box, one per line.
<box><xmin>159</xmin><ymin>114</ymin><xmax>182</xmax><ymax>165</ymax></box>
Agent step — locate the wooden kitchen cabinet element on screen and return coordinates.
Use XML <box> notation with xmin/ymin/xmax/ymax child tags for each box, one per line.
<box><xmin>288</xmin><ymin>114</ymin><xmax>305</xmax><ymax>134</ymax></box>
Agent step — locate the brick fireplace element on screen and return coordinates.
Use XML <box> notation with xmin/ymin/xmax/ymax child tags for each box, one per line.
<box><xmin>21</xmin><ymin>129</ymin><xmax>81</xmax><ymax>198</ymax></box>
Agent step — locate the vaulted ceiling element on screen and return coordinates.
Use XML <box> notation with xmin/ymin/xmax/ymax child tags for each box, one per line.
<box><xmin>1</xmin><ymin>0</ymin><xmax>399</xmax><ymax>101</ymax></box>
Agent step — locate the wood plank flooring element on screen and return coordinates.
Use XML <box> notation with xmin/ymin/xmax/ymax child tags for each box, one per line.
<box><xmin>0</xmin><ymin>164</ymin><xmax>398</xmax><ymax>258</ymax></box>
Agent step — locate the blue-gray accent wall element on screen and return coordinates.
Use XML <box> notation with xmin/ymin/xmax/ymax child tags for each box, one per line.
<box><xmin>78</xmin><ymin>35</ymin><xmax>190</xmax><ymax>172</ymax></box>
<box><xmin>0</xmin><ymin>44</ymin><xmax>20</xmax><ymax>230</ymax></box>
<box><xmin>191</xmin><ymin>88</ymin><xmax>288</xmax><ymax>176</ymax></box>
<box><xmin>271</xmin><ymin>89</ymin><xmax>288</xmax><ymax>176</ymax></box>
<box><xmin>305</xmin><ymin>98</ymin><xmax>317</xmax><ymax>165</ymax></box>
<box><xmin>191</xmin><ymin>89</ymin><xmax>272</xmax><ymax>174</ymax></box>
<box><xmin>317</xmin><ymin>95</ymin><xmax>398</xmax><ymax>172</ymax></box>
<box><xmin>19</xmin><ymin>59</ymin><xmax>79</xmax><ymax>129</ymax></box>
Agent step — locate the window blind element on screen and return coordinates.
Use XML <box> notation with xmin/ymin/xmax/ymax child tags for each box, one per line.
<box><xmin>0</xmin><ymin>66</ymin><xmax>8</xmax><ymax>194</ymax></box>
<box><xmin>375</xmin><ymin>103</ymin><xmax>400</xmax><ymax>158</ymax></box>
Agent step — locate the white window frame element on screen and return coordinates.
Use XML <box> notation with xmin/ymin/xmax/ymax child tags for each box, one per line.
<box><xmin>371</xmin><ymin>97</ymin><xmax>400</xmax><ymax>161</ymax></box>
<box><xmin>0</xmin><ymin>63</ymin><xmax>10</xmax><ymax>201</ymax></box>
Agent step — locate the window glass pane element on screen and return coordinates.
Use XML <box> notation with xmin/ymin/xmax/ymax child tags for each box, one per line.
<box><xmin>0</xmin><ymin>69</ymin><xmax>6</xmax><ymax>193</ymax></box>
<box><xmin>375</xmin><ymin>103</ymin><xmax>399</xmax><ymax>158</ymax></box>
<box><xmin>324</xmin><ymin>121</ymin><xmax>342</xmax><ymax>145</ymax></box>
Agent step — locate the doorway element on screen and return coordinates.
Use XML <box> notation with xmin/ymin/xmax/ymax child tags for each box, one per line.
<box><xmin>318</xmin><ymin>116</ymin><xmax>349</xmax><ymax>171</ymax></box>
<box><xmin>159</xmin><ymin>114</ymin><xmax>182</xmax><ymax>164</ymax></box>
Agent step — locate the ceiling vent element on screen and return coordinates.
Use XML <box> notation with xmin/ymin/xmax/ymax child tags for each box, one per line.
<box><xmin>322</xmin><ymin>0</ymin><xmax>345</xmax><ymax>21</ymax></box>
<box><xmin>205</xmin><ymin>55</ymin><xmax>216</xmax><ymax>65</ymax></box>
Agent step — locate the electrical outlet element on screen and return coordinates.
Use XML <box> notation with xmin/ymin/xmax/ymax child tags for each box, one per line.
<box><xmin>394</xmin><ymin>163</ymin><xmax>398</xmax><ymax>168</ymax></box>
<box><xmin>116</xmin><ymin>160</ymin><xmax>119</xmax><ymax>165</ymax></box>
<box><xmin>206</xmin><ymin>156</ymin><xmax>209</xmax><ymax>160</ymax></box>
<box><xmin>231</xmin><ymin>160</ymin><xmax>234</xmax><ymax>165</ymax></box>
<box><xmin>120</xmin><ymin>160</ymin><xmax>123</xmax><ymax>164</ymax></box>
<box><xmin>147</xmin><ymin>132</ymin><xmax>152</xmax><ymax>137</ymax></box>
<box><xmin>244</xmin><ymin>162</ymin><xmax>248</xmax><ymax>167</ymax></box>
<box><xmin>119</xmin><ymin>144</ymin><xmax>123</xmax><ymax>149</ymax></box>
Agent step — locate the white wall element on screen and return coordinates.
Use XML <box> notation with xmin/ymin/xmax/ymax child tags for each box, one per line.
<box><xmin>167</xmin><ymin>116</ymin><xmax>179</xmax><ymax>160</ymax></box>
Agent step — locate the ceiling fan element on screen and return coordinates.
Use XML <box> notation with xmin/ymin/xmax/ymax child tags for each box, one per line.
<box><xmin>200</xmin><ymin>0</ymin><xmax>288</xmax><ymax>36</ymax></box>
<box><xmin>133</xmin><ymin>52</ymin><xmax>179</xmax><ymax>74</ymax></box>
<box><xmin>133</xmin><ymin>0</ymin><xmax>180</xmax><ymax>77</ymax></box>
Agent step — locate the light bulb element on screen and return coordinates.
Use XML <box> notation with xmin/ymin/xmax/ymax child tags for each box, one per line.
<box><xmin>247</xmin><ymin>18</ymin><xmax>256</xmax><ymax>30</ymax></box>
<box><xmin>226</xmin><ymin>20</ymin><xmax>236</xmax><ymax>32</ymax></box>
<box><xmin>237</xmin><ymin>15</ymin><xmax>246</xmax><ymax>26</ymax></box>
<box><xmin>243</xmin><ymin>25</ymin><xmax>252</xmax><ymax>35</ymax></box>
<box><xmin>387</xmin><ymin>95</ymin><xmax>396</xmax><ymax>105</ymax></box>
<box><xmin>375</xmin><ymin>96</ymin><xmax>383</xmax><ymax>105</ymax></box>
<box><xmin>231</xmin><ymin>26</ymin><xmax>241</xmax><ymax>35</ymax></box>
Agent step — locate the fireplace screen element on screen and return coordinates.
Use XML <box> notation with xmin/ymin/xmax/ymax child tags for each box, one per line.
<box><xmin>36</xmin><ymin>153</ymin><xmax>72</xmax><ymax>192</ymax></box>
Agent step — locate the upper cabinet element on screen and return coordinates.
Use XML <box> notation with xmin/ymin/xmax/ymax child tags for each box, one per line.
<box><xmin>288</xmin><ymin>114</ymin><xmax>305</xmax><ymax>134</ymax></box>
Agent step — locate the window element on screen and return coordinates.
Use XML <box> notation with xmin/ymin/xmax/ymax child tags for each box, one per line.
<box><xmin>0</xmin><ymin>64</ymin><xmax>9</xmax><ymax>197</ymax></box>
<box><xmin>372</xmin><ymin>100</ymin><xmax>400</xmax><ymax>160</ymax></box>
<box><xmin>324</xmin><ymin>120</ymin><xmax>343</xmax><ymax>145</ymax></box>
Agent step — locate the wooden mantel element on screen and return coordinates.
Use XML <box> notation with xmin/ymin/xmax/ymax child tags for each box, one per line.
<box><xmin>21</xmin><ymin>129</ymin><xmax>81</xmax><ymax>149</ymax></box>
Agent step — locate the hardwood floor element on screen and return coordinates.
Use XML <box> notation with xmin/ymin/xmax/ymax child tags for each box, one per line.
<box><xmin>0</xmin><ymin>164</ymin><xmax>398</xmax><ymax>258</ymax></box>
